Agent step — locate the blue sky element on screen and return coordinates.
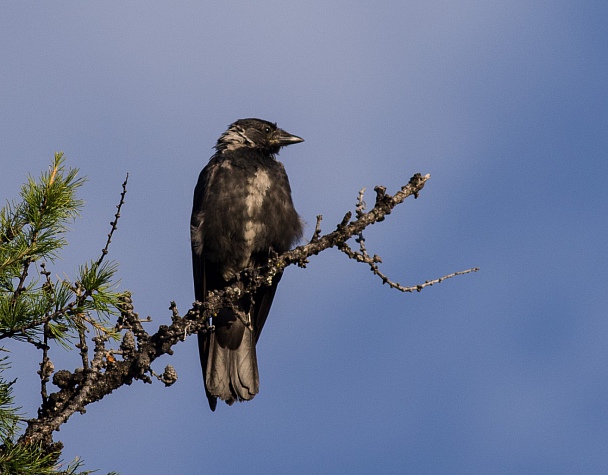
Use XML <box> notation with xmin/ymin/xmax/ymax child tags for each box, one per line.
<box><xmin>1</xmin><ymin>2</ymin><xmax>607</xmax><ymax>473</ymax></box>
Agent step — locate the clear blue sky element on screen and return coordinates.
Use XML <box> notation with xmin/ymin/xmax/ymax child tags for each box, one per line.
<box><xmin>1</xmin><ymin>2</ymin><xmax>607</xmax><ymax>474</ymax></box>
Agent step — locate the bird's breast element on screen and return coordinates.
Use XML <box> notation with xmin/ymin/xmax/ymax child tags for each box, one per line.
<box><xmin>201</xmin><ymin>157</ymin><xmax>300</xmax><ymax>279</ymax></box>
<box><xmin>245</xmin><ymin>169</ymin><xmax>271</xmax><ymax>216</ymax></box>
<box><xmin>242</xmin><ymin>169</ymin><xmax>273</xmax><ymax>255</ymax></box>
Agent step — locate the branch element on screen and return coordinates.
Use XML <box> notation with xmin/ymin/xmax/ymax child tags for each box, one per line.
<box><xmin>21</xmin><ymin>172</ymin><xmax>478</xmax><ymax>446</ymax></box>
<box><xmin>279</xmin><ymin>173</ymin><xmax>431</xmax><ymax>268</ymax></box>
<box><xmin>340</xmin><ymin>238</ymin><xmax>479</xmax><ymax>291</ymax></box>
<box><xmin>0</xmin><ymin>174</ymin><xmax>129</xmax><ymax>343</ymax></box>
<box><xmin>96</xmin><ymin>174</ymin><xmax>128</xmax><ymax>267</ymax></box>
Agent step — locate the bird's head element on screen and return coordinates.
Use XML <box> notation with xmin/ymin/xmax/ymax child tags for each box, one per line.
<box><xmin>215</xmin><ymin>118</ymin><xmax>304</xmax><ymax>154</ymax></box>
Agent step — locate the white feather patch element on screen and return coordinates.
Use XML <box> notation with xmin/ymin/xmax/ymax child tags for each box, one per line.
<box><xmin>245</xmin><ymin>170</ymin><xmax>271</xmax><ymax>216</ymax></box>
<box><xmin>242</xmin><ymin>169</ymin><xmax>271</xmax><ymax>259</ymax></box>
<box><xmin>220</xmin><ymin>126</ymin><xmax>254</xmax><ymax>151</ymax></box>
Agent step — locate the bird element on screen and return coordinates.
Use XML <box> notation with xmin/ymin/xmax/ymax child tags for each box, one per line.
<box><xmin>190</xmin><ymin>118</ymin><xmax>304</xmax><ymax>411</ymax></box>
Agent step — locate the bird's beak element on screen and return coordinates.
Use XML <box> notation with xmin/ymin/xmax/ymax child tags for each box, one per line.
<box><xmin>276</xmin><ymin>128</ymin><xmax>304</xmax><ymax>146</ymax></box>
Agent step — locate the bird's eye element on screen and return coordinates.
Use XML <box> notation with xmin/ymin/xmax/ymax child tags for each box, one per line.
<box><xmin>264</xmin><ymin>127</ymin><xmax>271</xmax><ymax>134</ymax></box>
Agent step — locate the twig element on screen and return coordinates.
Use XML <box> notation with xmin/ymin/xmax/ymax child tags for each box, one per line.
<box><xmin>310</xmin><ymin>215</ymin><xmax>323</xmax><ymax>242</ymax></box>
<box><xmin>355</xmin><ymin>187</ymin><xmax>366</xmax><ymax>218</ymax></box>
<box><xmin>38</xmin><ymin>263</ymin><xmax>54</xmax><ymax>409</ymax></box>
<box><xmin>76</xmin><ymin>327</ymin><xmax>89</xmax><ymax>371</ymax></box>
<box><xmin>97</xmin><ymin>173</ymin><xmax>129</xmax><ymax>267</ymax></box>
<box><xmin>340</xmin><ymin>237</ymin><xmax>479</xmax><ymax>291</ymax></box>
<box><xmin>38</xmin><ymin>323</ymin><xmax>52</xmax><ymax>412</ymax></box>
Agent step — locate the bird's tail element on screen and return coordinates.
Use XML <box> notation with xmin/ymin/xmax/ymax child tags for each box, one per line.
<box><xmin>198</xmin><ymin>310</ymin><xmax>260</xmax><ymax>411</ymax></box>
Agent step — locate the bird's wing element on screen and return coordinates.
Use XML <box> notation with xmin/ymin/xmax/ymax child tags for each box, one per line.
<box><xmin>191</xmin><ymin>165</ymin><xmax>220</xmax><ymax>410</ymax></box>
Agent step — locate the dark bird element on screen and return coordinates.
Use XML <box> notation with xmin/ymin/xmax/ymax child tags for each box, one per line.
<box><xmin>191</xmin><ymin>118</ymin><xmax>304</xmax><ymax>411</ymax></box>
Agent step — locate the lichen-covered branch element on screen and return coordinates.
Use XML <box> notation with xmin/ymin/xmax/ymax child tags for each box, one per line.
<box><xmin>20</xmin><ymin>172</ymin><xmax>479</xmax><ymax>447</ymax></box>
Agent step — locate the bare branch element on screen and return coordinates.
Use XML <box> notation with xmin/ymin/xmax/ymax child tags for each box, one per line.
<box><xmin>277</xmin><ymin>173</ymin><xmax>431</xmax><ymax>268</ymax></box>
<box><xmin>96</xmin><ymin>173</ymin><xmax>128</xmax><ymax>267</ymax></box>
<box><xmin>20</xmin><ymin>172</ymin><xmax>479</xmax><ymax>447</ymax></box>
